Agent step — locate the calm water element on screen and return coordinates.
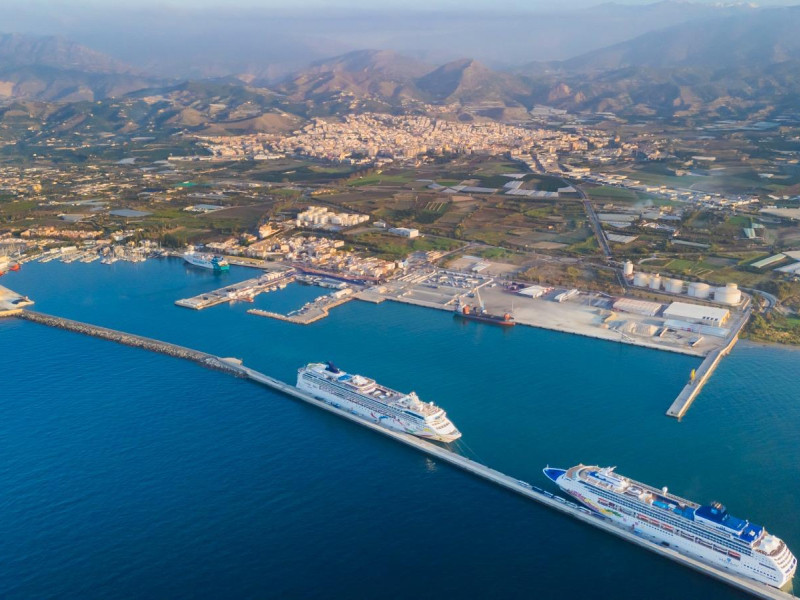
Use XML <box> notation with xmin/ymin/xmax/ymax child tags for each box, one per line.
<box><xmin>2</xmin><ymin>259</ymin><xmax>799</xmax><ymax>599</ymax></box>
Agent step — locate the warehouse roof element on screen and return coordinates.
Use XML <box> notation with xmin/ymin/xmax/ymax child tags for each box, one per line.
<box><xmin>663</xmin><ymin>302</ymin><xmax>729</xmax><ymax>322</ymax></box>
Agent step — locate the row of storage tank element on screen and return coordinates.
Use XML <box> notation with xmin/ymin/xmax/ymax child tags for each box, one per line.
<box><xmin>625</xmin><ymin>262</ymin><xmax>742</xmax><ymax>305</ymax></box>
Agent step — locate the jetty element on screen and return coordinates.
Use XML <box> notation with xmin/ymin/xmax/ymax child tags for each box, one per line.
<box><xmin>667</xmin><ymin>307</ymin><xmax>750</xmax><ymax>419</ymax></box>
<box><xmin>175</xmin><ymin>269</ymin><xmax>295</xmax><ymax>310</ymax></box>
<box><xmin>11</xmin><ymin>309</ymin><xmax>794</xmax><ymax>600</ymax></box>
<box><xmin>247</xmin><ymin>289</ymin><xmax>354</xmax><ymax>324</ymax></box>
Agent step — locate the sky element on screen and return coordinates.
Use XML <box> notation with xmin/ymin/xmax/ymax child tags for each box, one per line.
<box><xmin>4</xmin><ymin>0</ymin><xmax>798</xmax><ymax>10</ymax></box>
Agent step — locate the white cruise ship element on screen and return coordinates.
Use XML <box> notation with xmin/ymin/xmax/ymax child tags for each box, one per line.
<box><xmin>544</xmin><ymin>465</ymin><xmax>796</xmax><ymax>589</ymax></box>
<box><xmin>297</xmin><ymin>362</ymin><xmax>461</xmax><ymax>443</ymax></box>
<box><xmin>183</xmin><ymin>250</ymin><xmax>229</xmax><ymax>271</ymax></box>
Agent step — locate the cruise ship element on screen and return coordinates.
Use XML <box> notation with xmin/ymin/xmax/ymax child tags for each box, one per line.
<box><xmin>297</xmin><ymin>362</ymin><xmax>461</xmax><ymax>443</ymax></box>
<box><xmin>544</xmin><ymin>465</ymin><xmax>796</xmax><ymax>589</ymax></box>
<box><xmin>183</xmin><ymin>250</ymin><xmax>230</xmax><ymax>271</ymax></box>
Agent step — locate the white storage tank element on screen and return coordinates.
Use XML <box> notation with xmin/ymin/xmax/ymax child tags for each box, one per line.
<box><xmin>688</xmin><ymin>282</ymin><xmax>711</xmax><ymax>299</ymax></box>
<box><xmin>714</xmin><ymin>283</ymin><xmax>741</xmax><ymax>306</ymax></box>
<box><xmin>634</xmin><ymin>272</ymin><xmax>651</xmax><ymax>287</ymax></box>
<box><xmin>666</xmin><ymin>278</ymin><xmax>684</xmax><ymax>294</ymax></box>
<box><xmin>649</xmin><ymin>274</ymin><xmax>662</xmax><ymax>290</ymax></box>
<box><xmin>623</xmin><ymin>260</ymin><xmax>634</xmax><ymax>277</ymax></box>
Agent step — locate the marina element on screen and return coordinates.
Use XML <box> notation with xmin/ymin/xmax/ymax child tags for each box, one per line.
<box><xmin>5</xmin><ymin>307</ymin><xmax>796</xmax><ymax>600</ymax></box>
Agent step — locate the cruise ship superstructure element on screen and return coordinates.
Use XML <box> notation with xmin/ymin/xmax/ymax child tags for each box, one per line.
<box><xmin>297</xmin><ymin>362</ymin><xmax>461</xmax><ymax>443</ymax></box>
<box><xmin>544</xmin><ymin>465</ymin><xmax>796</xmax><ymax>589</ymax></box>
<box><xmin>183</xmin><ymin>250</ymin><xmax>230</xmax><ymax>271</ymax></box>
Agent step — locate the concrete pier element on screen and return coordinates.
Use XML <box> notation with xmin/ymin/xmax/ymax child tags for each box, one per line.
<box><xmin>234</xmin><ymin>365</ymin><xmax>795</xmax><ymax>600</ymax></box>
<box><xmin>247</xmin><ymin>290</ymin><xmax>354</xmax><ymax>324</ymax></box>
<box><xmin>14</xmin><ymin>310</ymin><xmax>794</xmax><ymax>599</ymax></box>
<box><xmin>666</xmin><ymin>308</ymin><xmax>750</xmax><ymax>419</ymax></box>
<box><xmin>0</xmin><ymin>284</ymin><xmax>34</xmax><ymax>316</ymax></box>
<box><xmin>175</xmin><ymin>269</ymin><xmax>295</xmax><ymax>310</ymax></box>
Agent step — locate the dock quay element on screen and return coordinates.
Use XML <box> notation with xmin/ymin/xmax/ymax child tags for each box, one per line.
<box><xmin>11</xmin><ymin>309</ymin><xmax>794</xmax><ymax>599</ymax></box>
<box><xmin>175</xmin><ymin>269</ymin><xmax>295</xmax><ymax>310</ymax></box>
<box><xmin>666</xmin><ymin>308</ymin><xmax>750</xmax><ymax>419</ymax></box>
<box><xmin>247</xmin><ymin>288</ymin><xmax>354</xmax><ymax>324</ymax></box>
<box><xmin>0</xmin><ymin>284</ymin><xmax>34</xmax><ymax>316</ymax></box>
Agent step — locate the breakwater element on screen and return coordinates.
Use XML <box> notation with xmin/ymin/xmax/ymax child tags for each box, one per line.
<box><xmin>12</xmin><ymin>309</ymin><xmax>794</xmax><ymax>600</ymax></box>
<box><xmin>18</xmin><ymin>310</ymin><xmax>246</xmax><ymax>378</ymax></box>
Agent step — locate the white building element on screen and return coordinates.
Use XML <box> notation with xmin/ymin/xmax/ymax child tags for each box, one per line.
<box><xmin>388</xmin><ymin>227</ymin><xmax>419</xmax><ymax>238</ymax></box>
<box><xmin>663</xmin><ymin>302</ymin><xmax>730</xmax><ymax>326</ymax></box>
<box><xmin>518</xmin><ymin>285</ymin><xmax>551</xmax><ymax>298</ymax></box>
<box><xmin>612</xmin><ymin>298</ymin><xmax>663</xmax><ymax>317</ymax></box>
<box><xmin>296</xmin><ymin>206</ymin><xmax>369</xmax><ymax>229</ymax></box>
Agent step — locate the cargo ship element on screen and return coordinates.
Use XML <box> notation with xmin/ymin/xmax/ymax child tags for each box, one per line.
<box><xmin>297</xmin><ymin>362</ymin><xmax>461</xmax><ymax>443</ymax></box>
<box><xmin>454</xmin><ymin>289</ymin><xmax>514</xmax><ymax>327</ymax></box>
<box><xmin>544</xmin><ymin>464</ymin><xmax>797</xmax><ymax>589</ymax></box>
<box><xmin>183</xmin><ymin>250</ymin><xmax>230</xmax><ymax>271</ymax></box>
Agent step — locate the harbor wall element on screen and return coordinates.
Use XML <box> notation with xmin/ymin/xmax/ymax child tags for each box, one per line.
<box><xmin>18</xmin><ymin>311</ymin><xmax>245</xmax><ymax>378</ymax></box>
<box><xmin>14</xmin><ymin>310</ymin><xmax>792</xmax><ymax>599</ymax></box>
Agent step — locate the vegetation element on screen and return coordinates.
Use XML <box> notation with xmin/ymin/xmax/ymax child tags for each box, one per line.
<box><xmin>349</xmin><ymin>231</ymin><xmax>462</xmax><ymax>260</ymax></box>
<box><xmin>745</xmin><ymin>313</ymin><xmax>800</xmax><ymax>346</ymax></box>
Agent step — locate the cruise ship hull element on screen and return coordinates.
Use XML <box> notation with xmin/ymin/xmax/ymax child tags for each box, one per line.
<box><xmin>545</xmin><ymin>466</ymin><xmax>796</xmax><ymax>589</ymax></box>
<box><xmin>297</xmin><ymin>366</ymin><xmax>461</xmax><ymax>443</ymax></box>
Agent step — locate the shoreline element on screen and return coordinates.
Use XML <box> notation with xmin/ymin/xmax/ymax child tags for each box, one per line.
<box><xmin>376</xmin><ymin>294</ymin><xmax>707</xmax><ymax>358</ymax></box>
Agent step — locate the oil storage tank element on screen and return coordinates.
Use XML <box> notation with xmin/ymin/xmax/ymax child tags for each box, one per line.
<box><xmin>633</xmin><ymin>272</ymin><xmax>651</xmax><ymax>287</ymax></box>
<box><xmin>649</xmin><ymin>274</ymin><xmax>662</xmax><ymax>290</ymax></box>
<box><xmin>665</xmin><ymin>278</ymin><xmax>684</xmax><ymax>294</ymax></box>
<box><xmin>714</xmin><ymin>283</ymin><xmax>741</xmax><ymax>305</ymax></box>
<box><xmin>688</xmin><ymin>282</ymin><xmax>711</xmax><ymax>299</ymax></box>
<box><xmin>623</xmin><ymin>260</ymin><xmax>634</xmax><ymax>277</ymax></box>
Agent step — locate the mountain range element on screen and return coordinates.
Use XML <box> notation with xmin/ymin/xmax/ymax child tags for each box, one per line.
<box><xmin>0</xmin><ymin>34</ymin><xmax>160</xmax><ymax>102</ymax></box>
<box><xmin>3</xmin><ymin>5</ymin><xmax>800</xmax><ymax>127</ymax></box>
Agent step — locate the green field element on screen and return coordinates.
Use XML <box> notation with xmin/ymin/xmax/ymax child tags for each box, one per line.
<box><xmin>348</xmin><ymin>173</ymin><xmax>415</xmax><ymax>187</ymax></box>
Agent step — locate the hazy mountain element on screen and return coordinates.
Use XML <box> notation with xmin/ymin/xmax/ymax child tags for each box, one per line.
<box><xmin>0</xmin><ymin>2</ymin><xmax>763</xmax><ymax>77</ymax></box>
<box><xmin>276</xmin><ymin>51</ymin><xmax>534</xmax><ymax>110</ymax></box>
<box><xmin>557</xmin><ymin>6</ymin><xmax>800</xmax><ymax>72</ymax></box>
<box><xmin>0</xmin><ymin>33</ymin><xmax>134</xmax><ymax>74</ymax></box>
<box><xmin>506</xmin><ymin>6</ymin><xmax>800</xmax><ymax>119</ymax></box>
<box><xmin>276</xmin><ymin>49</ymin><xmax>430</xmax><ymax>102</ymax></box>
<box><xmin>414</xmin><ymin>58</ymin><xmax>529</xmax><ymax>105</ymax></box>
<box><xmin>0</xmin><ymin>33</ymin><xmax>159</xmax><ymax>101</ymax></box>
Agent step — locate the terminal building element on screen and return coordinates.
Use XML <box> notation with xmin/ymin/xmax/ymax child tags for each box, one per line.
<box><xmin>663</xmin><ymin>302</ymin><xmax>730</xmax><ymax>327</ymax></box>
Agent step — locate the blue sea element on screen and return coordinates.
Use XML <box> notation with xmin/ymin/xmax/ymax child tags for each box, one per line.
<box><xmin>2</xmin><ymin>259</ymin><xmax>799</xmax><ymax>599</ymax></box>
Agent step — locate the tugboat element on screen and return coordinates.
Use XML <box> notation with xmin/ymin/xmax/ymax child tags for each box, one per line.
<box><xmin>454</xmin><ymin>288</ymin><xmax>515</xmax><ymax>327</ymax></box>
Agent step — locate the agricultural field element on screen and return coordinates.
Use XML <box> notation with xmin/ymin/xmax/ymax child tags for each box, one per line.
<box><xmin>347</xmin><ymin>230</ymin><xmax>463</xmax><ymax>260</ymax></box>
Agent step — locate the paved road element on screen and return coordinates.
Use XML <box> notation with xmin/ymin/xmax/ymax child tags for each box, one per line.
<box><xmin>559</xmin><ymin>177</ymin><xmax>613</xmax><ymax>259</ymax></box>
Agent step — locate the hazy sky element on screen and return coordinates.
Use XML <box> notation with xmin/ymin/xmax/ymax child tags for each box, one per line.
<box><xmin>4</xmin><ymin>0</ymin><xmax>799</xmax><ymax>77</ymax></box>
<box><xmin>6</xmin><ymin>0</ymin><xmax>799</xmax><ymax>10</ymax></box>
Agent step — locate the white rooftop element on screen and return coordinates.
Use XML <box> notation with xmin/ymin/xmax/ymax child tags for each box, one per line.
<box><xmin>663</xmin><ymin>302</ymin><xmax>729</xmax><ymax>321</ymax></box>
